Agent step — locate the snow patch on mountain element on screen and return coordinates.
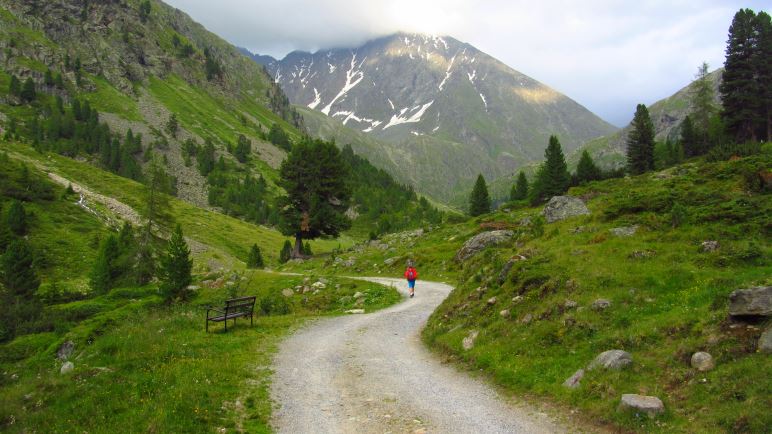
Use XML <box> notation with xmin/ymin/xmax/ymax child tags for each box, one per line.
<box><xmin>308</xmin><ymin>87</ymin><xmax>322</xmax><ymax>109</ymax></box>
<box><xmin>321</xmin><ymin>53</ymin><xmax>365</xmax><ymax>115</ymax></box>
<box><xmin>479</xmin><ymin>93</ymin><xmax>487</xmax><ymax>110</ymax></box>
<box><xmin>383</xmin><ymin>101</ymin><xmax>434</xmax><ymax>130</ymax></box>
<box><xmin>467</xmin><ymin>70</ymin><xmax>476</xmax><ymax>83</ymax></box>
<box><xmin>438</xmin><ymin>54</ymin><xmax>456</xmax><ymax>91</ymax></box>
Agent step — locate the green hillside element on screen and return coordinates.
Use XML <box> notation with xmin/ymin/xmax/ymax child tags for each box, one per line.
<box><xmin>282</xmin><ymin>150</ymin><xmax>772</xmax><ymax>433</ymax></box>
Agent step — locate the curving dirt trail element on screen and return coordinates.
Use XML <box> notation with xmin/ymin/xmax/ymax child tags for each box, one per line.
<box><xmin>270</xmin><ymin>278</ymin><xmax>568</xmax><ymax>433</ymax></box>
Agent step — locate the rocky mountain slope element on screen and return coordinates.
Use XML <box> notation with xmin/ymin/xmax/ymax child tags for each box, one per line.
<box><xmin>250</xmin><ymin>33</ymin><xmax>617</xmax><ymax>201</ymax></box>
<box><xmin>568</xmin><ymin>69</ymin><xmax>724</xmax><ymax>169</ymax></box>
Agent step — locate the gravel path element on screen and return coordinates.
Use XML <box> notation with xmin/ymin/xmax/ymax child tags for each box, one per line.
<box><xmin>271</xmin><ymin>277</ymin><xmax>567</xmax><ymax>433</ymax></box>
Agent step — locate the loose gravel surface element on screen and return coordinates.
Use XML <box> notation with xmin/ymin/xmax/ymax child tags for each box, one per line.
<box><xmin>271</xmin><ymin>278</ymin><xmax>568</xmax><ymax>433</ymax></box>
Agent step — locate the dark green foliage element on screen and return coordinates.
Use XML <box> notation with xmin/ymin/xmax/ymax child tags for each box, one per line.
<box><xmin>575</xmin><ymin>150</ymin><xmax>601</xmax><ymax>184</ymax></box>
<box><xmin>204</xmin><ymin>48</ymin><xmax>223</xmax><ymax>81</ymax></box>
<box><xmin>246</xmin><ymin>244</ymin><xmax>264</xmax><ymax>268</ymax></box>
<box><xmin>670</xmin><ymin>202</ymin><xmax>688</xmax><ymax>227</ymax></box>
<box><xmin>8</xmin><ymin>75</ymin><xmax>20</xmax><ymax>97</ymax></box>
<box><xmin>266</xmin><ymin>84</ymin><xmax>304</xmax><ymax>129</ymax></box>
<box><xmin>197</xmin><ymin>139</ymin><xmax>216</xmax><ymax>176</ymax></box>
<box><xmin>340</xmin><ymin>145</ymin><xmax>442</xmax><ymax>236</ymax></box>
<box><xmin>279</xmin><ymin>240</ymin><xmax>292</xmax><ymax>264</ymax></box>
<box><xmin>302</xmin><ymin>241</ymin><xmax>313</xmax><ymax>256</ymax></box>
<box><xmin>44</xmin><ymin>69</ymin><xmax>54</xmax><ymax>87</ymax></box>
<box><xmin>207</xmin><ymin>170</ymin><xmax>272</xmax><ymax>224</ymax></box>
<box><xmin>690</xmin><ymin>62</ymin><xmax>718</xmax><ymax>151</ymax></box>
<box><xmin>259</xmin><ymin>292</ymin><xmax>289</xmax><ymax>315</ymax></box>
<box><xmin>20</xmin><ymin>77</ymin><xmax>36</xmax><ymax>102</ymax></box>
<box><xmin>277</xmin><ymin>138</ymin><xmax>351</xmax><ymax>257</ymax></box>
<box><xmin>530</xmin><ymin>135</ymin><xmax>570</xmax><ymax>204</ymax></box>
<box><xmin>233</xmin><ymin>134</ymin><xmax>250</xmax><ymax>163</ymax></box>
<box><xmin>6</xmin><ymin>200</ymin><xmax>27</xmax><ymax>236</ymax></box>
<box><xmin>656</xmin><ymin>139</ymin><xmax>682</xmax><ymax>168</ymax></box>
<box><xmin>138</xmin><ymin>0</ymin><xmax>151</xmax><ymax>23</ymax></box>
<box><xmin>1</xmin><ymin>239</ymin><xmax>41</xmax><ymax>341</ymax></box>
<box><xmin>627</xmin><ymin>104</ymin><xmax>655</xmax><ymax>174</ymax></box>
<box><xmin>680</xmin><ymin>115</ymin><xmax>699</xmax><ymax>158</ymax></box>
<box><xmin>510</xmin><ymin>172</ymin><xmax>528</xmax><ymax>201</ymax></box>
<box><xmin>706</xmin><ymin>141</ymin><xmax>763</xmax><ymax>162</ymax></box>
<box><xmin>468</xmin><ymin>174</ymin><xmax>491</xmax><ymax>216</ymax></box>
<box><xmin>720</xmin><ymin>8</ymin><xmax>769</xmax><ymax>141</ymax></box>
<box><xmin>267</xmin><ymin>123</ymin><xmax>291</xmax><ymax>151</ymax></box>
<box><xmin>158</xmin><ymin>224</ymin><xmax>193</xmax><ymax>302</ymax></box>
<box><xmin>166</xmin><ymin>113</ymin><xmax>178</xmax><ymax>138</ymax></box>
<box><xmin>89</xmin><ymin>234</ymin><xmax>119</xmax><ymax>292</ymax></box>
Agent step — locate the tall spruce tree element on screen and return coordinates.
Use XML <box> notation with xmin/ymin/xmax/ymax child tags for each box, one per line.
<box><xmin>20</xmin><ymin>78</ymin><xmax>36</xmax><ymax>103</ymax></box>
<box><xmin>277</xmin><ymin>138</ymin><xmax>351</xmax><ymax>258</ymax></box>
<box><xmin>755</xmin><ymin>11</ymin><xmax>772</xmax><ymax>141</ymax></box>
<box><xmin>1</xmin><ymin>239</ymin><xmax>41</xmax><ymax>340</ymax></box>
<box><xmin>6</xmin><ymin>200</ymin><xmax>27</xmax><ymax>236</ymax></box>
<box><xmin>469</xmin><ymin>174</ymin><xmax>491</xmax><ymax>216</ymax></box>
<box><xmin>246</xmin><ymin>244</ymin><xmax>264</xmax><ymax>268</ymax></box>
<box><xmin>279</xmin><ymin>240</ymin><xmax>292</xmax><ymax>264</ymax></box>
<box><xmin>680</xmin><ymin>115</ymin><xmax>699</xmax><ymax>158</ymax></box>
<box><xmin>158</xmin><ymin>224</ymin><xmax>192</xmax><ymax>302</ymax></box>
<box><xmin>576</xmin><ymin>150</ymin><xmax>601</xmax><ymax>184</ymax></box>
<box><xmin>90</xmin><ymin>234</ymin><xmax>120</xmax><ymax>292</ymax></box>
<box><xmin>531</xmin><ymin>135</ymin><xmax>570</xmax><ymax>203</ymax></box>
<box><xmin>8</xmin><ymin>75</ymin><xmax>21</xmax><ymax>97</ymax></box>
<box><xmin>690</xmin><ymin>62</ymin><xmax>718</xmax><ymax>151</ymax></box>
<box><xmin>510</xmin><ymin>171</ymin><xmax>528</xmax><ymax>201</ymax></box>
<box><xmin>627</xmin><ymin>104</ymin><xmax>656</xmax><ymax>174</ymax></box>
<box><xmin>720</xmin><ymin>9</ymin><xmax>761</xmax><ymax>142</ymax></box>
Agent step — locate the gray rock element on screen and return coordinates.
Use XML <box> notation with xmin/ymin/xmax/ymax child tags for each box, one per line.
<box><xmin>60</xmin><ymin>362</ymin><xmax>74</xmax><ymax>374</ymax></box>
<box><xmin>487</xmin><ymin>296</ymin><xmax>497</xmax><ymax>305</ymax></box>
<box><xmin>512</xmin><ymin>295</ymin><xmax>524</xmax><ymax>304</ymax></box>
<box><xmin>728</xmin><ymin>286</ymin><xmax>772</xmax><ymax>317</ymax></box>
<box><xmin>700</xmin><ymin>240</ymin><xmax>719</xmax><ymax>252</ymax></box>
<box><xmin>610</xmin><ymin>225</ymin><xmax>639</xmax><ymax>237</ymax></box>
<box><xmin>462</xmin><ymin>330</ymin><xmax>479</xmax><ymax>350</ymax></box>
<box><xmin>564</xmin><ymin>300</ymin><xmax>578</xmax><ymax>309</ymax></box>
<box><xmin>520</xmin><ymin>313</ymin><xmax>533</xmax><ymax>324</ymax></box>
<box><xmin>186</xmin><ymin>285</ymin><xmax>200</xmax><ymax>291</ymax></box>
<box><xmin>345</xmin><ymin>309</ymin><xmax>365</xmax><ymax>314</ymax></box>
<box><xmin>541</xmin><ymin>196</ymin><xmax>590</xmax><ymax>223</ymax></box>
<box><xmin>384</xmin><ymin>257</ymin><xmax>399</xmax><ymax>266</ymax></box>
<box><xmin>282</xmin><ymin>288</ymin><xmax>294</xmax><ymax>297</ymax></box>
<box><xmin>562</xmin><ymin>368</ymin><xmax>584</xmax><ymax>389</ymax></box>
<box><xmin>591</xmin><ymin>299</ymin><xmax>611</xmax><ymax>310</ymax></box>
<box><xmin>618</xmin><ymin>394</ymin><xmax>664</xmax><ymax>418</ymax></box>
<box><xmin>312</xmin><ymin>281</ymin><xmax>326</xmax><ymax>289</ymax></box>
<box><xmin>759</xmin><ymin>327</ymin><xmax>772</xmax><ymax>353</ymax></box>
<box><xmin>498</xmin><ymin>259</ymin><xmax>515</xmax><ymax>284</ymax></box>
<box><xmin>690</xmin><ymin>352</ymin><xmax>715</xmax><ymax>371</ymax></box>
<box><xmin>342</xmin><ymin>258</ymin><xmax>356</xmax><ymax>267</ymax></box>
<box><xmin>455</xmin><ymin>230</ymin><xmax>514</xmax><ymax>262</ymax></box>
<box><xmin>57</xmin><ymin>341</ymin><xmax>75</xmax><ymax>361</ymax></box>
<box><xmin>353</xmin><ymin>292</ymin><xmax>365</xmax><ymax>299</ymax></box>
<box><xmin>499</xmin><ymin>309</ymin><xmax>510</xmax><ymax>318</ymax></box>
<box><xmin>588</xmin><ymin>350</ymin><xmax>632</xmax><ymax>370</ymax></box>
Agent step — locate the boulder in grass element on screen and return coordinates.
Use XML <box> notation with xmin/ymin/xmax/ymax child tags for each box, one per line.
<box><xmin>728</xmin><ymin>286</ymin><xmax>772</xmax><ymax>318</ymax></box>
<box><xmin>562</xmin><ymin>368</ymin><xmax>584</xmax><ymax>389</ymax></box>
<box><xmin>618</xmin><ymin>394</ymin><xmax>664</xmax><ymax>418</ymax></box>
<box><xmin>690</xmin><ymin>352</ymin><xmax>715</xmax><ymax>372</ymax></box>
<box><xmin>60</xmin><ymin>362</ymin><xmax>74</xmax><ymax>374</ymax></box>
<box><xmin>455</xmin><ymin>230</ymin><xmax>514</xmax><ymax>262</ymax></box>
<box><xmin>462</xmin><ymin>330</ymin><xmax>479</xmax><ymax>350</ymax></box>
<box><xmin>541</xmin><ymin>196</ymin><xmax>590</xmax><ymax>223</ymax></box>
<box><xmin>759</xmin><ymin>327</ymin><xmax>772</xmax><ymax>354</ymax></box>
<box><xmin>588</xmin><ymin>350</ymin><xmax>632</xmax><ymax>370</ymax></box>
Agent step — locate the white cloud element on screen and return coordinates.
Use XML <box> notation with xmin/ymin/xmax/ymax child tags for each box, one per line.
<box><xmin>164</xmin><ymin>0</ymin><xmax>769</xmax><ymax>126</ymax></box>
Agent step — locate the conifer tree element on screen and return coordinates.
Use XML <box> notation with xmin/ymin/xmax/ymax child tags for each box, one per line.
<box><xmin>468</xmin><ymin>174</ymin><xmax>491</xmax><ymax>216</ymax></box>
<box><xmin>20</xmin><ymin>77</ymin><xmax>36</xmax><ymax>102</ymax></box>
<box><xmin>1</xmin><ymin>239</ymin><xmax>41</xmax><ymax>340</ymax></box>
<box><xmin>90</xmin><ymin>234</ymin><xmax>119</xmax><ymax>292</ymax></box>
<box><xmin>158</xmin><ymin>224</ymin><xmax>192</xmax><ymax>302</ymax></box>
<box><xmin>303</xmin><ymin>241</ymin><xmax>313</xmax><ymax>256</ymax></box>
<box><xmin>576</xmin><ymin>150</ymin><xmax>601</xmax><ymax>184</ymax></box>
<box><xmin>166</xmin><ymin>113</ymin><xmax>178</xmax><ymax>138</ymax></box>
<box><xmin>246</xmin><ymin>244</ymin><xmax>264</xmax><ymax>269</ymax></box>
<box><xmin>510</xmin><ymin>171</ymin><xmax>528</xmax><ymax>201</ymax></box>
<box><xmin>277</xmin><ymin>138</ymin><xmax>351</xmax><ymax>258</ymax></box>
<box><xmin>6</xmin><ymin>200</ymin><xmax>27</xmax><ymax>236</ymax></box>
<box><xmin>530</xmin><ymin>135</ymin><xmax>570</xmax><ymax>203</ymax></box>
<box><xmin>44</xmin><ymin>69</ymin><xmax>54</xmax><ymax>87</ymax></box>
<box><xmin>720</xmin><ymin>9</ymin><xmax>761</xmax><ymax>142</ymax></box>
<box><xmin>197</xmin><ymin>139</ymin><xmax>216</xmax><ymax>176</ymax></box>
<box><xmin>8</xmin><ymin>75</ymin><xmax>20</xmax><ymax>97</ymax></box>
<box><xmin>690</xmin><ymin>62</ymin><xmax>717</xmax><ymax>150</ymax></box>
<box><xmin>279</xmin><ymin>240</ymin><xmax>292</xmax><ymax>264</ymax></box>
<box><xmin>755</xmin><ymin>11</ymin><xmax>772</xmax><ymax>141</ymax></box>
<box><xmin>680</xmin><ymin>115</ymin><xmax>699</xmax><ymax>158</ymax></box>
<box><xmin>268</xmin><ymin>123</ymin><xmax>291</xmax><ymax>151</ymax></box>
<box><xmin>627</xmin><ymin>104</ymin><xmax>655</xmax><ymax>174</ymax></box>
<box><xmin>234</xmin><ymin>134</ymin><xmax>251</xmax><ymax>163</ymax></box>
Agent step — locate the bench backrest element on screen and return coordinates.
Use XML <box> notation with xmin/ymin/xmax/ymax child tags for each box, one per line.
<box><xmin>225</xmin><ymin>296</ymin><xmax>256</xmax><ymax>315</ymax></box>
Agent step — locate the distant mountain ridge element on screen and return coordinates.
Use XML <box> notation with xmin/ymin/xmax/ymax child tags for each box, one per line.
<box><xmin>249</xmin><ymin>33</ymin><xmax>617</xmax><ymax>201</ymax></box>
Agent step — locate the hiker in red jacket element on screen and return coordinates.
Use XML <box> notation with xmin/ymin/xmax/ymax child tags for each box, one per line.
<box><xmin>404</xmin><ymin>262</ymin><xmax>418</xmax><ymax>298</ymax></box>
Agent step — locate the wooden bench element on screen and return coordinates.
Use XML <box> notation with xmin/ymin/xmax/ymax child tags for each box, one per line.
<box><xmin>205</xmin><ymin>296</ymin><xmax>256</xmax><ymax>332</ymax></box>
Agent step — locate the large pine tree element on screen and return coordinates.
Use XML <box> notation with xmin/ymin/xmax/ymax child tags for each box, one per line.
<box><xmin>680</xmin><ymin>115</ymin><xmax>699</xmax><ymax>158</ymax></box>
<box><xmin>720</xmin><ymin>9</ymin><xmax>762</xmax><ymax>142</ymax></box>
<box><xmin>247</xmin><ymin>244</ymin><xmax>264</xmax><ymax>269</ymax></box>
<box><xmin>576</xmin><ymin>150</ymin><xmax>601</xmax><ymax>184</ymax></box>
<box><xmin>510</xmin><ymin>171</ymin><xmax>528</xmax><ymax>201</ymax></box>
<box><xmin>469</xmin><ymin>174</ymin><xmax>491</xmax><ymax>216</ymax></box>
<box><xmin>1</xmin><ymin>239</ymin><xmax>41</xmax><ymax>340</ymax></box>
<box><xmin>277</xmin><ymin>138</ymin><xmax>351</xmax><ymax>258</ymax></box>
<box><xmin>754</xmin><ymin>11</ymin><xmax>772</xmax><ymax>141</ymax></box>
<box><xmin>6</xmin><ymin>200</ymin><xmax>27</xmax><ymax>236</ymax></box>
<box><xmin>158</xmin><ymin>224</ymin><xmax>192</xmax><ymax>302</ymax></box>
<box><xmin>627</xmin><ymin>104</ymin><xmax>655</xmax><ymax>175</ymax></box>
<box><xmin>690</xmin><ymin>62</ymin><xmax>718</xmax><ymax>151</ymax></box>
<box><xmin>531</xmin><ymin>135</ymin><xmax>570</xmax><ymax>203</ymax></box>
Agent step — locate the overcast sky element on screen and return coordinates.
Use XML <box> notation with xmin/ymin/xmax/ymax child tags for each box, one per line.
<box><xmin>164</xmin><ymin>0</ymin><xmax>768</xmax><ymax>127</ymax></box>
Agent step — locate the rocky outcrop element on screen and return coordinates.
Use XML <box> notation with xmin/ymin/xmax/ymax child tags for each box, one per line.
<box><xmin>759</xmin><ymin>327</ymin><xmax>772</xmax><ymax>353</ymax></box>
<box><xmin>541</xmin><ymin>196</ymin><xmax>590</xmax><ymax>223</ymax></box>
<box><xmin>728</xmin><ymin>286</ymin><xmax>771</xmax><ymax>317</ymax></box>
<box><xmin>588</xmin><ymin>350</ymin><xmax>632</xmax><ymax>370</ymax></box>
<box><xmin>455</xmin><ymin>230</ymin><xmax>514</xmax><ymax>262</ymax></box>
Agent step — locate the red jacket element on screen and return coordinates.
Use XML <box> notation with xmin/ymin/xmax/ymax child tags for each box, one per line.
<box><xmin>404</xmin><ymin>267</ymin><xmax>418</xmax><ymax>280</ymax></box>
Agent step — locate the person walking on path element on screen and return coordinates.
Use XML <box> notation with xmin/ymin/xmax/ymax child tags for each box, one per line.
<box><xmin>404</xmin><ymin>261</ymin><xmax>418</xmax><ymax>298</ymax></box>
